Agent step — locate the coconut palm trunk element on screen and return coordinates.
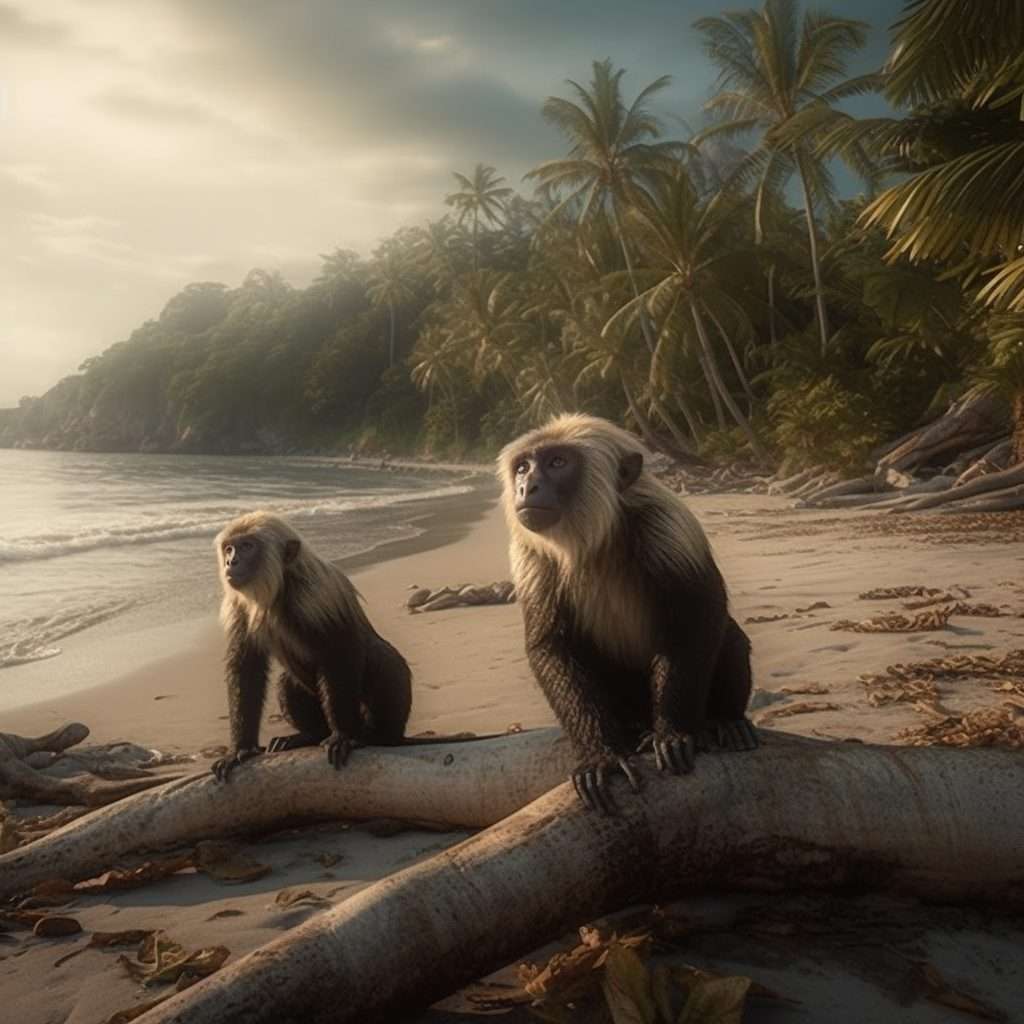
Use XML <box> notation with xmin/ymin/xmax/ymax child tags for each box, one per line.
<box><xmin>795</xmin><ymin>150</ymin><xmax>831</xmax><ymax>358</ymax></box>
<box><xmin>691</xmin><ymin>300</ymin><xmax>769</xmax><ymax>462</ymax></box>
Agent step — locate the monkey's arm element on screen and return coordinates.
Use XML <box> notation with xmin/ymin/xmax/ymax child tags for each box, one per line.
<box><xmin>521</xmin><ymin>576</ymin><xmax>640</xmax><ymax>812</ymax></box>
<box><xmin>213</xmin><ymin>611</ymin><xmax>269</xmax><ymax>782</ymax></box>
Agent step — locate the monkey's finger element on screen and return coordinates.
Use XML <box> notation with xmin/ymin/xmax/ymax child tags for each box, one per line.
<box><xmin>635</xmin><ymin>732</ymin><xmax>654</xmax><ymax>754</ymax></box>
<box><xmin>740</xmin><ymin>721</ymin><xmax>760</xmax><ymax>749</ymax></box>
<box><xmin>726</xmin><ymin>722</ymin><xmax>748</xmax><ymax>751</ymax></box>
<box><xmin>571</xmin><ymin>772</ymin><xmax>588</xmax><ymax>807</ymax></box>
<box><xmin>617</xmin><ymin>757</ymin><xmax>642</xmax><ymax>793</ymax></box>
<box><xmin>337</xmin><ymin>739</ymin><xmax>353</xmax><ymax>767</ymax></box>
<box><xmin>590</xmin><ymin>767</ymin><xmax>615</xmax><ymax>816</ymax></box>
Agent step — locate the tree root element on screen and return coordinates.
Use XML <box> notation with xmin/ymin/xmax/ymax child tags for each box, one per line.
<box><xmin>132</xmin><ymin>735</ymin><xmax>1024</xmax><ymax>1024</ymax></box>
<box><xmin>889</xmin><ymin>463</ymin><xmax>1024</xmax><ymax>513</ymax></box>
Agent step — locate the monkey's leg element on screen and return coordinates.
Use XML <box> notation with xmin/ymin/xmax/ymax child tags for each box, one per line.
<box><xmin>649</xmin><ymin>609</ymin><xmax>727</xmax><ymax>775</ymax></box>
<box><xmin>703</xmin><ymin>618</ymin><xmax>758</xmax><ymax>753</ymax></box>
<box><xmin>361</xmin><ymin>640</ymin><xmax>412</xmax><ymax>745</ymax></box>
<box><xmin>269</xmin><ymin>672</ymin><xmax>329</xmax><ymax>752</ymax></box>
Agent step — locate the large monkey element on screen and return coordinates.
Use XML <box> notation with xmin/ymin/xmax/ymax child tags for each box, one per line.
<box><xmin>212</xmin><ymin>512</ymin><xmax>411</xmax><ymax>781</ymax></box>
<box><xmin>499</xmin><ymin>414</ymin><xmax>757</xmax><ymax>813</ymax></box>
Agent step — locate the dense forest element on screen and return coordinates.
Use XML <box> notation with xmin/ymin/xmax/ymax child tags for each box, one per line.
<box><xmin>3</xmin><ymin>0</ymin><xmax>1023</xmax><ymax>477</ymax></box>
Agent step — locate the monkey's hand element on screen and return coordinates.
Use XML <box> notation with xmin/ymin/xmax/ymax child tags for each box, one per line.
<box><xmin>321</xmin><ymin>732</ymin><xmax>354</xmax><ymax>770</ymax></box>
<box><xmin>211</xmin><ymin>746</ymin><xmax>264</xmax><ymax>782</ymax></box>
<box><xmin>571</xmin><ymin>753</ymin><xmax>642</xmax><ymax>815</ymax></box>
<box><xmin>638</xmin><ymin>730</ymin><xmax>697</xmax><ymax>775</ymax></box>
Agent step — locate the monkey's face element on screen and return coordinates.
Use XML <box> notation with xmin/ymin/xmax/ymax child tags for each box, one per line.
<box><xmin>221</xmin><ymin>533</ymin><xmax>261</xmax><ymax>589</ymax></box>
<box><xmin>511</xmin><ymin>444</ymin><xmax>581</xmax><ymax>533</ymax></box>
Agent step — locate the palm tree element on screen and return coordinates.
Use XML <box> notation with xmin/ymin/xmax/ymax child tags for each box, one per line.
<box><xmin>814</xmin><ymin>0</ymin><xmax>1024</xmax><ymax>313</ymax></box>
<box><xmin>410</xmin><ymin>327</ymin><xmax>460</xmax><ymax>442</ymax></box>
<box><xmin>444</xmin><ymin>164</ymin><xmax>513</xmax><ymax>269</ymax></box>
<box><xmin>366</xmin><ymin>242</ymin><xmax>416</xmax><ymax>369</ymax></box>
<box><xmin>695</xmin><ymin>0</ymin><xmax>878</xmax><ymax>357</ymax></box>
<box><xmin>609</xmin><ymin>166</ymin><xmax>771</xmax><ymax>462</ymax></box>
<box><xmin>525</xmin><ymin>59</ymin><xmax>683</xmax><ymax>358</ymax></box>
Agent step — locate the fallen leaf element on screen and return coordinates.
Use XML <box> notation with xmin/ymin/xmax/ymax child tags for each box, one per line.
<box><xmin>758</xmin><ymin>701</ymin><xmax>842</xmax><ymax>723</ymax></box>
<box><xmin>916</xmin><ymin>963</ymin><xmax>1007</xmax><ymax>1021</ymax></box>
<box><xmin>75</xmin><ymin>854</ymin><xmax>195</xmax><ymax>894</ymax></box>
<box><xmin>195</xmin><ymin>841</ymin><xmax>270</xmax><ymax>884</ymax></box>
<box><xmin>678</xmin><ymin>976</ymin><xmax>751</xmax><ymax>1024</ymax></box>
<box><xmin>274</xmin><ymin>888</ymin><xmax>329</xmax><ymax>910</ymax></box>
<box><xmin>795</xmin><ymin>601</ymin><xmax>831</xmax><ymax>613</ymax></box>
<box><xmin>32</xmin><ymin>916</ymin><xmax>82</xmax><ymax>938</ymax></box>
<box><xmin>54</xmin><ymin>929</ymin><xmax>155</xmax><ymax>968</ymax></box>
<box><xmin>205</xmin><ymin>909</ymin><xmax>245</xmax><ymax>921</ymax></box>
<box><xmin>601</xmin><ymin>943</ymin><xmax>657</xmax><ymax>1024</ymax></box>
<box><xmin>118</xmin><ymin>931</ymin><xmax>229</xmax><ymax>987</ymax></box>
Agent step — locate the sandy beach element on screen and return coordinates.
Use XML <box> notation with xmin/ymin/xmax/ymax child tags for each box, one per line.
<box><xmin>3</xmin><ymin>486</ymin><xmax>1023</xmax><ymax>1022</ymax></box>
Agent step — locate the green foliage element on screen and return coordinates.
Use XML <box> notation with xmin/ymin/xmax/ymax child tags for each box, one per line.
<box><xmin>768</xmin><ymin>376</ymin><xmax>885</xmax><ymax>472</ymax></box>
<box><xmin>5</xmin><ymin>1</ymin><xmax>1022</xmax><ymax>469</ymax></box>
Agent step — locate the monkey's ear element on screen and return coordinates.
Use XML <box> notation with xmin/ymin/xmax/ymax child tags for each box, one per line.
<box><xmin>618</xmin><ymin>451</ymin><xmax>643</xmax><ymax>491</ymax></box>
<box><xmin>284</xmin><ymin>539</ymin><xmax>301</xmax><ymax>564</ymax></box>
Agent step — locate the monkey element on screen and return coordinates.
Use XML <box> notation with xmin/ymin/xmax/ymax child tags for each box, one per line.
<box><xmin>498</xmin><ymin>413</ymin><xmax>757</xmax><ymax>813</ymax></box>
<box><xmin>211</xmin><ymin>511</ymin><xmax>412</xmax><ymax>781</ymax></box>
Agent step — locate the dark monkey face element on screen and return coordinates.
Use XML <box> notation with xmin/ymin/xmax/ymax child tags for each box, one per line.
<box><xmin>221</xmin><ymin>534</ymin><xmax>261</xmax><ymax>588</ymax></box>
<box><xmin>512</xmin><ymin>444</ymin><xmax>583</xmax><ymax>532</ymax></box>
<box><xmin>221</xmin><ymin>532</ymin><xmax>302</xmax><ymax>588</ymax></box>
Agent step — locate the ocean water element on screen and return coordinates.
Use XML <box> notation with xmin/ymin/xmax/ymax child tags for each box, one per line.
<box><xmin>0</xmin><ymin>449</ymin><xmax>473</xmax><ymax>672</ymax></box>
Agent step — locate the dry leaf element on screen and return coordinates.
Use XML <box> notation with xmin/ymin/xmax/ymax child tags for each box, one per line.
<box><xmin>678</xmin><ymin>976</ymin><xmax>751</xmax><ymax>1024</ymax></box>
<box><xmin>795</xmin><ymin>601</ymin><xmax>831</xmax><ymax>613</ymax></box>
<box><xmin>859</xmin><ymin>585</ymin><xmax>942</xmax><ymax>600</ymax></box>
<box><xmin>758</xmin><ymin>701</ymin><xmax>841</xmax><ymax>723</ymax></box>
<box><xmin>32</xmin><ymin>915</ymin><xmax>82</xmax><ymax>938</ymax></box>
<box><xmin>54</xmin><ymin>929</ymin><xmax>155</xmax><ymax>968</ymax></box>
<box><xmin>195</xmin><ymin>841</ymin><xmax>270</xmax><ymax>884</ymax></box>
<box><xmin>76</xmin><ymin>854</ymin><xmax>195</xmax><ymax>894</ymax></box>
<box><xmin>833</xmin><ymin>607</ymin><xmax>953</xmax><ymax>633</ymax></box>
<box><xmin>778</xmin><ymin>683</ymin><xmax>830</xmax><ymax>696</ymax></box>
<box><xmin>916</xmin><ymin>962</ymin><xmax>1007</xmax><ymax>1021</ymax></box>
<box><xmin>118</xmin><ymin>931</ymin><xmax>229</xmax><ymax>987</ymax></box>
<box><xmin>274</xmin><ymin>888</ymin><xmax>329</xmax><ymax>909</ymax></box>
<box><xmin>102</xmin><ymin>993</ymin><xmax>173</xmax><ymax>1024</ymax></box>
<box><xmin>744</xmin><ymin>613</ymin><xmax>790</xmax><ymax>624</ymax></box>
<box><xmin>898</xmin><ymin>707</ymin><xmax>1023</xmax><ymax>749</ymax></box>
<box><xmin>601</xmin><ymin>943</ymin><xmax>657</xmax><ymax>1024</ymax></box>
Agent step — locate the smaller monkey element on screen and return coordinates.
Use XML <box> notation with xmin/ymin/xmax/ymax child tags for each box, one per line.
<box><xmin>212</xmin><ymin>511</ymin><xmax>412</xmax><ymax>781</ymax></box>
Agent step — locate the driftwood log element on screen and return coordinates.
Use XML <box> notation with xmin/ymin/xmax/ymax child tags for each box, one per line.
<box><xmin>0</xmin><ymin>724</ymin><xmax>174</xmax><ymax>808</ymax></box>
<box><xmin>128</xmin><ymin>734</ymin><xmax>1024</xmax><ymax>1024</ymax></box>
<box><xmin>0</xmin><ymin>730</ymin><xmax>574</xmax><ymax>898</ymax></box>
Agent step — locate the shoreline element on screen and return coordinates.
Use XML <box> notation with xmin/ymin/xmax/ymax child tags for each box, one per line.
<box><xmin>0</xmin><ymin>478</ymin><xmax>502</xmax><ymax>733</ymax></box>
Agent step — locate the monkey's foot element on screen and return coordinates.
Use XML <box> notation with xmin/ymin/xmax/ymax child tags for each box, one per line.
<box><xmin>571</xmin><ymin>755</ymin><xmax>642</xmax><ymax>815</ymax></box>
<box><xmin>321</xmin><ymin>732</ymin><xmax>354</xmax><ymax>770</ymax></box>
<box><xmin>211</xmin><ymin>746</ymin><xmax>264</xmax><ymax>782</ymax></box>
<box><xmin>638</xmin><ymin>731</ymin><xmax>696</xmax><ymax>775</ymax></box>
<box><xmin>268</xmin><ymin>732</ymin><xmax>321</xmax><ymax>753</ymax></box>
<box><xmin>701</xmin><ymin>719</ymin><xmax>759</xmax><ymax>753</ymax></box>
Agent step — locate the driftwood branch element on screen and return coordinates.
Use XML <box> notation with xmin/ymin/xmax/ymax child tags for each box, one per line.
<box><xmin>0</xmin><ymin>724</ymin><xmax>174</xmax><ymax>808</ymax></box>
<box><xmin>134</xmin><ymin>736</ymin><xmax>1024</xmax><ymax>1024</ymax></box>
<box><xmin>0</xmin><ymin>730</ymin><xmax>574</xmax><ymax>898</ymax></box>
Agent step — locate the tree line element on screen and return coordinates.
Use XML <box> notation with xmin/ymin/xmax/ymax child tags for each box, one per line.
<box><xmin>4</xmin><ymin>0</ymin><xmax>1022</xmax><ymax>472</ymax></box>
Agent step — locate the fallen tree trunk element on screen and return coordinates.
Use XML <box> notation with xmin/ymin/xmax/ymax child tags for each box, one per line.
<box><xmin>889</xmin><ymin>462</ymin><xmax>1024</xmax><ymax>513</ymax></box>
<box><xmin>136</xmin><ymin>737</ymin><xmax>1024</xmax><ymax>1024</ymax></box>
<box><xmin>876</xmin><ymin>391</ymin><xmax>1006</xmax><ymax>477</ymax></box>
<box><xmin>937</xmin><ymin>483</ymin><xmax>1024</xmax><ymax>513</ymax></box>
<box><xmin>953</xmin><ymin>438</ymin><xmax>1013</xmax><ymax>486</ymax></box>
<box><xmin>0</xmin><ymin>730</ymin><xmax>573</xmax><ymax>898</ymax></box>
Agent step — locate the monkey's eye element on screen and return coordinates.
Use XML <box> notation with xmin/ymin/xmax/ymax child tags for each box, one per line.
<box><xmin>238</xmin><ymin>539</ymin><xmax>253</xmax><ymax>551</ymax></box>
<box><xmin>549</xmin><ymin>455</ymin><xmax>567</xmax><ymax>469</ymax></box>
<box><xmin>514</xmin><ymin>460</ymin><xmax>529</xmax><ymax>476</ymax></box>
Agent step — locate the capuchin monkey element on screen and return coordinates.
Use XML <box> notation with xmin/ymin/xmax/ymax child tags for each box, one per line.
<box><xmin>498</xmin><ymin>413</ymin><xmax>757</xmax><ymax>813</ymax></box>
<box><xmin>211</xmin><ymin>511</ymin><xmax>411</xmax><ymax>781</ymax></box>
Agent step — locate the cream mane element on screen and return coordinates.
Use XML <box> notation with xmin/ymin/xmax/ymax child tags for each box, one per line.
<box><xmin>215</xmin><ymin>511</ymin><xmax>362</xmax><ymax>637</ymax></box>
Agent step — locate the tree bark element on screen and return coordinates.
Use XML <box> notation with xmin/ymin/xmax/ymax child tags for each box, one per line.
<box><xmin>889</xmin><ymin>462</ymin><xmax>1024</xmax><ymax>513</ymax></box>
<box><xmin>135</xmin><ymin>736</ymin><xmax>1024</xmax><ymax>1024</ymax></box>
<box><xmin>877</xmin><ymin>391</ymin><xmax>1007</xmax><ymax>477</ymax></box>
<box><xmin>795</xmin><ymin>149</ymin><xmax>830</xmax><ymax>358</ymax></box>
<box><xmin>0</xmin><ymin>731</ymin><xmax>574</xmax><ymax>899</ymax></box>
<box><xmin>706</xmin><ymin>306</ymin><xmax>756</xmax><ymax>413</ymax></box>
<box><xmin>1012</xmin><ymin>390</ymin><xmax>1024</xmax><ymax>464</ymax></box>
<box><xmin>690</xmin><ymin>301</ymin><xmax>770</xmax><ymax>463</ymax></box>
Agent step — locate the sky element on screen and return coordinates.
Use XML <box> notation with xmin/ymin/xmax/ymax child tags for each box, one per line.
<box><xmin>1</xmin><ymin>0</ymin><xmax>899</xmax><ymax>407</ymax></box>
